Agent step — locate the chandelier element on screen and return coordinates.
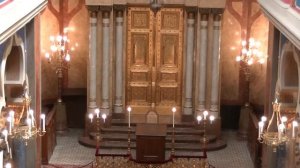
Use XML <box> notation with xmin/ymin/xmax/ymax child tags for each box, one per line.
<box><xmin>235</xmin><ymin>38</ymin><xmax>266</xmax><ymax>80</ymax></box>
<box><xmin>1</xmin><ymin>86</ymin><xmax>46</xmax><ymax>167</ymax></box>
<box><xmin>258</xmin><ymin>99</ymin><xmax>298</xmax><ymax>150</ymax></box>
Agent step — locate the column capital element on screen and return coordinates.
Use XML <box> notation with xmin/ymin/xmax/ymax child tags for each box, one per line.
<box><xmin>87</xmin><ymin>6</ymin><xmax>99</xmax><ymax>13</ymax></box>
<box><xmin>113</xmin><ymin>4</ymin><xmax>127</xmax><ymax>11</ymax></box>
<box><xmin>198</xmin><ymin>8</ymin><xmax>210</xmax><ymax>15</ymax></box>
<box><xmin>211</xmin><ymin>8</ymin><xmax>225</xmax><ymax>15</ymax></box>
<box><xmin>100</xmin><ymin>5</ymin><xmax>112</xmax><ymax>12</ymax></box>
<box><xmin>185</xmin><ymin>6</ymin><xmax>198</xmax><ymax>13</ymax></box>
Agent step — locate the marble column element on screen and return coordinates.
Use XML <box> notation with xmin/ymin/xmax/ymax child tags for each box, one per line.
<box><xmin>210</xmin><ymin>14</ymin><xmax>222</xmax><ymax>116</ymax></box>
<box><xmin>183</xmin><ymin>12</ymin><xmax>195</xmax><ymax>115</ymax></box>
<box><xmin>197</xmin><ymin>13</ymin><xmax>209</xmax><ymax>113</ymax></box>
<box><xmin>101</xmin><ymin>11</ymin><xmax>111</xmax><ymax>113</ymax></box>
<box><xmin>88</xmin><ymin>11</ymin><xmax>98</xmax><ymax>113</ymax></box>
<box><xmin>114</xmin><ymin>10</ymin><xmax>124</xmax><ymax>114</ymax></box>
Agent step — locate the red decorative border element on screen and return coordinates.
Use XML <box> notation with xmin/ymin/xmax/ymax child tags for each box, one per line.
<box><xmin>0</xmin><ymin>0</ymin><xmax>13</xmax><ymax>9</ymax></box>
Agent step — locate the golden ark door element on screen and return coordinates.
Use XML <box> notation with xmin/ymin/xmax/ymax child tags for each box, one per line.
<box><xmin>126</xmin><ymin>7</ymin><xmax>183</xmax><ymax>120</ymax></box>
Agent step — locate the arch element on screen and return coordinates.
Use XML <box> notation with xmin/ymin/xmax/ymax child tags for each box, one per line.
<box><xmin>0</xmin><ymin>34</ymin><xmax>26</xmax><ymax>108</ymax></box>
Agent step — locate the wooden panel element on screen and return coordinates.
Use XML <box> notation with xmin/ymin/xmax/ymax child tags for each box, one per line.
<box><xmin>156</xmin><ymin>8</ymin><xmax>183</xmax><ymax>112</ymax></box>
<box><xmin>127</xmin><ymin>7</ymin><xmax>154</xmax><ymax>112</ymax></box>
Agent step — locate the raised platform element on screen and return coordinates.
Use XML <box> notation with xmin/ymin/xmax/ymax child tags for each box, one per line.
<box><xmin>79</xmin><ymin>119</ymin><xmax>227</xmax><ymax>156</ymax></box>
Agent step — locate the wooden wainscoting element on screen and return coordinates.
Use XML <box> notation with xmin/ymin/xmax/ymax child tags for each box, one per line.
<box><xmin>247</xmin><ymin>111</ymin><xmax>262</xmax><ymax>168</ymax></box>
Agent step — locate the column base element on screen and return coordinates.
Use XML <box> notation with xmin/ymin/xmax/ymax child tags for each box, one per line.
<box><xmin>238</xmin><ymin>103</ymin><xmax>252</xmax><ymax>139</ymax></box>
<box><xmin>55</xmin><ymin>102</ymin><xmax>68</xmax><ymax>134</ymax></box>
<box><xmin>181</xmin><ymin>114</ymin><xmax>194</xmax><ymax>122</ymax></box>
<box><xmin>183</xmin><ymin>107</ymin><xmax>193</xmax><ymax>115</ymax></box>
<box><xmin>113</xmin><ymin>104</ymin><xmax>123</xmax><ymax>113</ymax></box>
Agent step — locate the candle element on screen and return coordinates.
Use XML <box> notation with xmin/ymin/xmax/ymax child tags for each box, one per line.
<box><xmin>258</xmin><ymin>121</ymin><xmax>264</xmax><ymax>139</ymax></box>
<box><xmin>197</xmin><ymin>115</ymin><xmax>202</xmax><ymax>124</ymax></box>
<box><xmin>203</xmin><ymin>111</ymin><xmax>208</xmax><ymax>120</ymax></box>
<box><xmin>9</xmin><ymin>111</ymin><xmax>14</xmax><ymax>129</ymax></box>
<box><xmin>7</xmin><ymin>117</ymin><xmax>11</xmax><ymax>135</ymax></box>
<box><xmin>127</xmin><ymin>106</ymin><xmax>131</xmax><ymax>128</ymax></box>
<box><xmin>278</xmin><ymin>123</ymin><xmax>285</xmax><ymax>141</ymax></box>
<box><xmin>5</xmin><ymin>163</ymin><xmax>11</xmax><ymax>168</ymax></box>
<box><xmin>0</xmin><ymin>150</ymin><xmax>3</xmax><ymax>168</ymax></box>
<box><xmin>209</xmin><ymin>115</ymin><xmax>215</xmax><ymax>124</ymax></box>
<box><xmin>172</xmin><ymin>107</ymin><xmax>176</xmax><ymax>128</ymax></box>
<box><xmin>2</xmin><ymin>130</ymin><xmax>7</xmax><ymax>143</ymax></box>
<box><xmin>95</xmin><ymin>108</ymin><xmax>100</xmax><ymax>118</ymax></box>
<box><xmin>41</xmin><ymin>114</ymin><xmax>46</xmax><ymax>132</ymax></box>
<box><xmin>261</xmin><ymin>116</ymin><xmax>267</xmax><ymax>122</ymax></box>
<box><xmin>102</xmin><ymin>114</ymin><xmax>107</xmax><ymax>123</ymax></box>
<box><xmin>29</xmin><ymin>109</ymin><xmax>34</xmax><ymax>127</ymax></box>
<box><xmin>27</xmin><ymin>118</ymin><xmax>32</xmax><ymax>136</ymax></box>
<box><xmin>292</xmin><ymin>120</ymin><xmax>298</xmax><ymax>138</ymax></box>
<box><xmin>89</xmin><ymin>113</ymin><xmax>93</xmax><ymax>123</ymax></box>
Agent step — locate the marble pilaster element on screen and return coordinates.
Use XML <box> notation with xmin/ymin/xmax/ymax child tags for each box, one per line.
<box><xmin>114</xmin><ymin>10</ymin><xmax>124</xmax><ymax>114</ymax></box>
<box><xmin>88</xmin><ymin>11</ymin><xmax>98</xmax><ymax>113</ymax></box>
<box><xmin>197</xmin><ymin>13</ymin><xmax>209</xmax><ymax>114</ymax></box>
<box><xmin>210</xmin><ymin>13</ymin><xmax>222</xmax><ymax>116</ymax></box>
<box><xmin>101</xmin><ymin>11</ymin><xmax>111</xmax><ymax>113</ymax></box>
<box><xmin>183</xmin><ymin>12</ymin><xmax>195</xmax><ymax>115</ymax></box>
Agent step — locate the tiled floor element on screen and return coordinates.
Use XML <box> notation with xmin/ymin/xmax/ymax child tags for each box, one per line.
<box><xmin>47</xmin><ymin>129</ymin><xmax>254</xmax><ymax>168</ymax></box>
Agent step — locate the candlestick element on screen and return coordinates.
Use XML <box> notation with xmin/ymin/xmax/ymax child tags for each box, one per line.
<box><xmin>89</xmin><ymin>113</ymin><xmax>93</xmax><ymax>123</ymax></box>
<box><xmin>127</xmin><ymin>106</ymin><xmax>131</xmax><ymax>128</ymax></box>
<box><xmin>7</xmin><ymin>117</ymin><xmax>11</xmax><ymax>135</ymax></box>
<box><xmin>197</xmin><ymin>115</ymin><xmax>202</xmax><ymax>124</ymax></box>
<box><xmin>102</xmin><ymin>114</ymin><xmax>107</xmax><ymax>123</ymax></box>
<box><xmin>258</xmin><ymin>121</ymin><xmax>263</xmax><ymax>139</ymax></box>
<box><xmin>292</xmin><ymin>120</ymin><xmax>298</xmax><ymax>138</ymax></box>
<box><xmin>203</xmin><ymin>110</ymin><xmax>208</xmax><ymax>120</ymax></box>
<box><xmin>172</xmin><ymin>107</ymin><xmax>176</xmax><ymax>128</ymax></box>
<box><xmin>9</xmin><ymin>111</ymin><xmax>14</xmax><ymax>129</ymax></box>
<box><xmin>41</xmin><ymin>114</ymin><xmax>46</xmax><ymax>132</ymax></box>
<box><xmin>95</xmin><ymin>108</ymin><xmax>100</xmax><ymax>118</ymax></box>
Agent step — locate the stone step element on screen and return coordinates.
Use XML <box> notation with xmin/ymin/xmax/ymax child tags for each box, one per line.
<box><xmin>90</xmin><ymin>132</ymin><xmax>217</xmax><ymax>143</ymax></box>
<box><xmin>101</xmin><ymin>126</ymin><xmax>204</xmax><ymax>135</ymax></box>
<box><xmin>111</xmin><ymin>119</ymin><xmax>197</xmax><ymax>128</ymax></box>
<box><xmin>79</xmin><ymin>136</ymin><xmax>226</xmax><ymax>152</ymax></box>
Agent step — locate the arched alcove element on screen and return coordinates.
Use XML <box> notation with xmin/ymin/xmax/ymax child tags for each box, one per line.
<box><xmin>1</xmin><ymin>34</ymin><xmax>26</xmax><ymax>104</ymax></box>
<box><xmin>278</xmin><ymin>42</ymin><xmax>299</xmax><ymax>116</ymax></box>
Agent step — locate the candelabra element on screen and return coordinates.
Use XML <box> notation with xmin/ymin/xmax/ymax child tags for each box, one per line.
<box><xmin>127</xmin><ymin>106</ymin><xmax>132</xmax><ymax>155</ymax></box>
<box><xmin>1</xmin><ymin>86</ymin><xmax>46</xmax><ymax>167</ymax></box>
<box><xmin>196</xmin><ymin>110</ymin><xmax>215</xmax><ymax>144</ymax></box>
<box><xmin>45</xmin><ymin>27</ymin><xmax>78</xmax><ymax>132</ymax></box>
<box><xmin>235</xmin><ymin>38</ymin><xmax>266</xmax><ymax>81</ymax></box>
<box><xmin>89</xmin><ymin>108</ymin><xmax>107</xmax><ymax>151</ymax></box>
<box><xmin>258</xmin><ymin>99</ymin><xmax>298</xmax><ymax>151</ymax></box>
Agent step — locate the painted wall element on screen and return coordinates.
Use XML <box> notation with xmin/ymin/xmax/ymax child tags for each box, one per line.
<box><xmin>40</xmin><ymin>0</ymin><xmax>88</xmax><ymax>100</ymax></box>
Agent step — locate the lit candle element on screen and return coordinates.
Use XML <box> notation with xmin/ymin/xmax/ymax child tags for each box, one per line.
<box><xmin>278</xmin><ymin>123</ymin><xmax>285</xmax><ymax>141</ymax></box>
<box><xmin>197</xmin><ymin>115</ymin><xmax>202</xmax><ymax>124</ymax></box>
<box><xmin>127</xmin><ymin>106</ymin><xmax>131</xmax><ymax>128</ymax></box>
<box><xmin>7</xmin><ymin>117</ymin><xmax>11</xmax><ymax>135</ymax></box>
<box><xmin>258</xmin><ymin>121</ymin><xmax>264</xmax><ymax>139</ymax></box>
<box><xmin>5</xmin><ymin>162</ymin><xmax>11</xmax><ymax>168</ymax></box>
<box><xmin>172</xmin><ymin>107</ymin><xmax>176</xmax><ymax>128</ymax></box>
<box><xmin>203</xmin><ymin>110</ymin><xmax>208</xmax><ymax>120</ymax></box>
<box><xmin>209</xmin><ymin>115</ymin><xmax>215</xmax><ymax>124</ymax></box>
<box><xmin>95</xmin><ymin>108</ymin><xmax>100</xmax><ymax>118</ymax></box>
<box><xmin>292</xmin><ymin>120</ymin><xmax>298</xmax><ymax>138</ymax></box>
<box><xmin>9</xmin><ymin>111</ymin><xmax>14</xmax><ymax>129</ymax></box>
<box><xmin>2</xmin><ymin>130</ymin><xmax>7</xmax><ymax>143</ymax></box>
<box><xmin>88</xmin><ymin>113</ymin><xmax>93</xmax><ymax>123</ymax></box>
<box><xmin>102</xmin><ymin>114</ymin><xmax>107</xmax><ymax>123</ymax></box>
<box><xmin>29</xmin><ymin>109</ymin><xmax>34</xmax><ymax>127</ymax></box>
<box><xmin>40</xmin><ymin>114</ymin><xmax>46</xmax><ymax>132</ymax></box>
<box><xmin>0</xmin><ymin>150</ymin><xmax>3</xmax><ymax>168</ymax></box>
<box><xmin>27</xmin><ymin>118</ymin><xmax>32</xmax><ymax>136</ymax></box>
<box><xmin>261</xmin><ymin>116</ymin><xmax>267</xmax><ymax>123</ymax></box>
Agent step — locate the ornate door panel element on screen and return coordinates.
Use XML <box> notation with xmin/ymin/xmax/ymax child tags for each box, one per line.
<box><xmin>127</xmin><ymin>7</ymin><xmax>183</xmax><ymax>116</ymax></box>
<box><xmin>155</xmin><ymin>8</ymin><xmax>183</xmax><ymax>114</ymax></box>
<box><xmin>127</xmin><ymin>7</ymin><xmax>154</xmax><ymax>113</ymax></box>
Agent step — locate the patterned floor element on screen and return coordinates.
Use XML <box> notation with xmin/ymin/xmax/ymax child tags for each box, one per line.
<box><xmin>45</xmin><ymin>129</ymin><xmax>254</xmax><ymax>168</ymax></box>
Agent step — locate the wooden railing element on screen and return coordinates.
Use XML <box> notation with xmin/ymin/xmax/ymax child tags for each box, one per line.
<box><xmin>247</xmin><ymin>111</ymin><xmax>262</xmax><ymax>168</ymax></box>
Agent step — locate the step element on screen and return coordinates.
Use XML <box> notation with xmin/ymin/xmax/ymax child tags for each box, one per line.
<box><xmin>111</xmin><ymin>119</ymin><xmax>197</xmax><ymax>128</ymax></box>
<box><xmin>90</xmin><ymin>132</ymin><xmax>217</xmax><ymax>143</ymax></box>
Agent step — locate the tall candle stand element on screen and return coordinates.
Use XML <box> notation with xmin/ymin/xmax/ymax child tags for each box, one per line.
<box><xmin>197</xmin><ymin>110</ymin><xmax>215</xmax><ymax>144</ymax></box>
<box><xmin>171</xmin><ymin>107</ymin><xmax>176</xmax><ymax>156</ymax></box>
<box><xmin>127</xmin><ymin>106</ymin><xmax>132</xmax><ymax>155</ymax></box>
<box><xmin>88</xmin><ymin>108</ymin><xmax>106</xmax><ymax>153</ymax></box>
